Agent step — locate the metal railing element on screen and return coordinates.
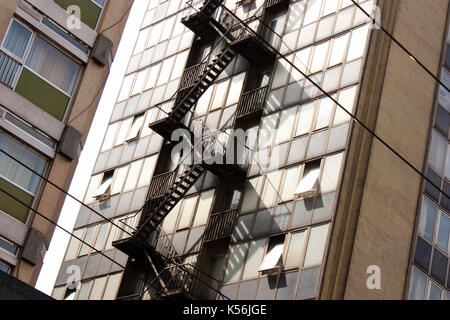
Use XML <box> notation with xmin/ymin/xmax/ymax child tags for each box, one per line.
<box><xmin>204</xmin><ymin>209</ymin><xmax>238</xmax><ymax>242</ymax></box>
<box><xmin>147</xmin><ymin>171</ymin><xmax>177</xmax><ymax>199</ymax></box>
<box><xmin>150</xmin><ymin>263</ymin><xmax>229</xmax><ymax>300</ymax></box>
<box><xmin>0</xmin><ymin>51</ymin><xmax>20</xmax><ymax>88</ymax></box>
<box><xmin>179</xmin><ymin>61</ymin><xmax>208</xmax><ymax>90</ymax></box>
<box><xmin>181</xmin><ymin>0</ymin><xmax>205</xmax><ymax>18</ymax></box>
<box><xmin>115</xmin><ymin>293</ymin><xmax>141</xmax><ymax>301</ymax></box>
<box><xmin>264</xmin><ymin>0</ymin><xmax>288</xmax><ymax>8</ymax></box>
<box><xmin>236</xmin><ymin>86</ymin><xmax>268</xmax><ymax>118</ymax></box>
<box><xmin>114</xmin><ymin>212</ymin><xmax>142</xmax><ymax>242</ymax></box>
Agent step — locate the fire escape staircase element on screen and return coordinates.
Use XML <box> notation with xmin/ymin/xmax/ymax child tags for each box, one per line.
<box><xmin>113</xmin><ymin>1</ymin><xmax>278</xmax><ymax>299</ymax></box>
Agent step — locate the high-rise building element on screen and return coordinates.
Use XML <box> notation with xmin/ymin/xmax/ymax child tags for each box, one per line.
<box><xmin>0</xmin><ymin>0</ymin><xmax>132</xmax><ymax>288</ymax></box>
<box><xmin>52</xmin><ymin>0</ymin><xmax>450</xmax><ymax>300</ymax></box>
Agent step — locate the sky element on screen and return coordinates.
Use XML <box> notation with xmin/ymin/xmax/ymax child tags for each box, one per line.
<box><xmin>35</xmin><ymin>0</ymin><xmax>149</xmax><ymax>295</ymax></box>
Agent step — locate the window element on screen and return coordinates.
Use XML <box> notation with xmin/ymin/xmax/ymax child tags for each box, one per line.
<box><xmin>63</xmin><ymin>286</ymin><xmax>77</xmax><ymax>300</ymax></box>
<box><xmin>25</xmin><ymin>35</ymin><xmax>81</xmax><ymax>94</ymax></box>
<box><xmin>93</xmin><ymin>170</ymin><xmax>114</xmax><ymax>200</ymax></box>
<box><xmin>295</xmin><ymin>160</ymin><xmax>321</xmax><ymax>198</ymax></box>
<box><xmin>126</xmin><ymin>113</ymin><xmax>145</xmax><ymax>141</ymax></box>
<box><xmin>2</xmin><ymin>20</ymin><xmax>32</xmax><ymax>59</ymax></box>
<box><xmin>0</xmin><ymin>131</ymin><xmax>47</xmax><ymax>195</ymax></box>
<box><xmin>0</xmin><ymin>260</ymin><xmax>11</xmax><ymax>274</ymax></box>
<box><xmin>259</xmin><ymin>236</ymin><xmax>285</xmax><ymax>275</ymax></box>
<box><xmin>1</xmin><ymin>19</ymin><xmax>82</xmax><ymax>120</ymax></box>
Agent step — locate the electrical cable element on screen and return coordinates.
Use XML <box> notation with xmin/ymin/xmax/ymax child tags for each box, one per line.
<box><xmin>217</xmin><ymin>3</ymin><xmax>450</xmax><ymax>200</ymax></box>
<box><xmin>350</xmin><ymin>0</ymin><xmax>450</xmax><ymax>93</ymax></box>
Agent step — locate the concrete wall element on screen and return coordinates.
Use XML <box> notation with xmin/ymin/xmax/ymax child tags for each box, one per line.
<box><xmin>321</xmin><ymin>0</ymin><xmax>448</xmax><ymax>300</ymax></box>
<box><xmin>12</xmin><ymin>0</ymin><xmax>134</xmax><ymax>285</ymax></box>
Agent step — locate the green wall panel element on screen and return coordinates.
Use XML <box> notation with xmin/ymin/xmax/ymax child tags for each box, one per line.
<box><xmin>15</xmin><ymin>69</ymin><xmax>69</xmax><ymax>121</ymax></box>
<box><xmin>0</xmin><ymin>178</ymin><xmax>34</xmax><ymax>224</ymax></box>
<box><xmin>54</xmin><ymin>0</ymin><xmax>102</xmax><ymax>30</ymax></box>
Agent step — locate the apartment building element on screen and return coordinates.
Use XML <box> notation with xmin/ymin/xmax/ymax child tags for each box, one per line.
<box><xmin>52</xmin><ymin>0</ymin><xmax>449</xmax><ymax>300</ymax></box>
<box><xmin>0</xmin><ymin>0</ymin><xmax>132</xmax><ymax>287</ymax></box>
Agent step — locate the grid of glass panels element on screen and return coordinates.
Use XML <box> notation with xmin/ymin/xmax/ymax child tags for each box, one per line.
<box><xmin>53</xmin><ymin>0</ymin><xmax>203</xmax><ymax>300</ymax></box>
<box><xmin>408</xmin><ymin>22</ymin><xmax>450</xmax><ymax>301</ymax></box>
<box><xmin>214</xmin><ymin>0</ymin><xmax>373</xmax><ymax>300</ymax></box>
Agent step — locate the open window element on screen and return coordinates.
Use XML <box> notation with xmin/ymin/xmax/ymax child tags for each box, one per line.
<box><xmin>259</xmin><ymin>235</ymin><xmax>285</xmax><ymax>275</ymax></box>
<box><xmin>295</xmin><ymin>159</ymin><xmax>321</xmax><ymax>198</ymax></box>
<box><xmin>93</xmin><ymin>170</ymin><xmax>114</xmax><ymax>201</ymax></box>
<box><xmin>63</xmin><ymin>285</ymin><xmax>77</xmax><ymax>300</ymax></box>
<box><xmin>126</xmin><ymin>113</ymin><xmax>145</xmax><ymax>142</ymax></box>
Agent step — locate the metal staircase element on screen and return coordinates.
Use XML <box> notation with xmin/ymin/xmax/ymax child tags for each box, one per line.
<box><xmin>135</xmin><ymin>165</ymin><xmax>205</xmax><ymax>242</ymax></box>
<box><xmin>113</xmin><ymin>0</ymin><xmax>282</xmax><ymax>300</ymax></box>
<box><xmin>150</xmin><ymin>47</ymin><xmax>235</xmax><ymax>140</ymax></box>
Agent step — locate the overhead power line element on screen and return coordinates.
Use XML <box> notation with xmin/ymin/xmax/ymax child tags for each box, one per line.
<box><xmin>218</xmin><ymin>4</ymin><xmax>450</xmax><ymax>200</ymax></box>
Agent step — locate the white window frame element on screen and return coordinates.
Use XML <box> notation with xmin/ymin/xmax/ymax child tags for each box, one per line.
<box><xmin>295</xmin><ymin>161</ymin><xmax>321</xmax><ymax>198</ymax></box>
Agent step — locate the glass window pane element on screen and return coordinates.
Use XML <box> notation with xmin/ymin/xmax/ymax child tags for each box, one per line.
<box><xmin>93</xmin><ymin>223</ymin><xmax>109</xmax><ymax>251</ymax></box>
<box><xmin>418</xmin><ymin>197</ymin><xmax>437</xmax><ymax>242</ymax></box>
<box><xmin>347</xmin><ymin>25</ymin><xmax>369</xmax><ymax>61</ymax></box>
<box><xmin>275</xmin><ymin>108</ymin><xmax>296</xmax><ymax>144</ymax></box>
<box><xmin>3</xmin><ymin>20</ymin><xmax>32</xmax><ymax>59</ymax></box>
<box><xmin>224</xmin><ymin>243</ymin><xmax>247</xmax><ymax>283</ymax></box>
<box><xmin>320</xmin><ymin>153</ymin><xmax>344</xmax><ymax>193</ymax></box>
<box><xmin>304</xmin><ymin>224</ymin><xmax>330</xmax><ymax>267</ymax></box>
<box><xmin>242</xmin><ymin>239</ymin><xmax>266</xmax><ymax>280</ymax></box>
<box><xmin>89</xmin><ymin>276</ymin><xmax>107</xmax><ymax>300</ymax></box>
<box><xmin>0</xmin><ymin>132</ymin><xmax>46</xmax><ymax>194</ymax></box>
<box><xmin>26</xmin><ymin>36</ymin><xmax>80</xmax><ymax>94</ymax></box>
<box><xmin>329</xmin><ymin>33</ymin><xmax>348</xmax><ymax>67</ymax></box>
<box><xmin>296</xmin><ymin>267</ymin><xmax>320</xmax><ymax>299</ymax></box>
<box><xmin>281</xmin><ymin>166</ymin><xmax>301</xmax><ymax>202</ymax></box>
<box><xmin>137</xmin><ymin>155</ymin><xmax>157</xmax><ymax>188</ymax></box>
<box><xmin>276</xmin><ymin>272</ymin><xmax>299</xmax><ymax>300</ymax></box>
<box><xmin>429</xmin><ymin>131</ymin><xmax>446</xmax><ymax>174</ymax></box>
<box><xmin>285</xmin><ymin>231</ymin><xmax>306</xmax><ymax>270</ymax></box>
<box><xmin>192</xmin><ymin>190</ymin><xmax>214</xmax><ymax>227</ymax></box>
<box><xmin>408</xmin><ymin>267</ymin><xmax>427</xmax><ymax>300</ymax></box>
<box><xmin>102</xmin><ymin>273</ymin><xmax>122</xmax><ymax>300</ymax></box>
<box><xmin>436</xmin><ymin>212</ymin><xmax>450</xmax><ymax>253</ymax></box>
<box><xmin>428</xmin><ymin>282</ymin><xmax>442</xmax><ymax>300</ymax></box>
<box><xmin>77</xmin><ymin>281</ymin><xmax>92</xmax><ymax>300</ymax></box>
<box><xmin>79</xmin><ymin>226</ymin><xmax>96</xmax><ymax>256</ymax></box>
<box><xmin>178</xmin><ymin>196</ymin><xmax>198</xmax><ymax>230</ymax></box>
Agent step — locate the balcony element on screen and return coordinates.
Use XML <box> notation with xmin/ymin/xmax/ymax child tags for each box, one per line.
<box><xmin>264</xmin><ymin>0</ymin><xmax>290</xmax><ymax>11</ymax></box>
<box><xmin>147</xmin><ymin>171</ymin><xmax>177</xmax><ymax>199</ymax></box>
<box><xmin>150</xmin><ymin>263</ymin><xmax>229</xmax><ymax>300</ymax></box>
<box><xmin>204</xmin><ymin>209</ymin><xmax>238</xmax><ymax>242</ymax></box>
<box><xmin>179</xmin><ymin>62</ymin><xmax>208</xmax><ymax>91</ymax></box>
<box><xmin>181</xmin><ymin>0</ymin><xmax>224</xmax><ymax>40</ymax></box>
<box><xmin>236</xmin><ymin>86</ymin><xmax>268</xmax><ymax>121</ymax></box>
<box><xmin>228</xmin><ymin>17</ymin><xmax>277</xmax><ymax>63</ymax></box>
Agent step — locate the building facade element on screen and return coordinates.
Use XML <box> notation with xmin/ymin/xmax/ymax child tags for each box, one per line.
<box><xmin>0</xmin><ymin>0</ymin><xmax>132</xmax><ymax>287</ymax></box>
<box><xmin>52</xmin><ymin>0</ymin><xmax>450</xmax><ymax>300</ymax></box>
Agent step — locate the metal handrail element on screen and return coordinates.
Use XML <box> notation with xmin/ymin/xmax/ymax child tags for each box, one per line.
<box><xmin>148</xmin><ymin>263</ymin><xmax>230</xmax><ymax>300</ymax></box>
<box><xmin>236</xmin><ymin>85</ymin><xmax>268</xmax><ymax>118</ymax></box>
<box><xmin>204</xmin><ymin>209</ymin><xmax>238</xmax><ymax>242</ymax></box>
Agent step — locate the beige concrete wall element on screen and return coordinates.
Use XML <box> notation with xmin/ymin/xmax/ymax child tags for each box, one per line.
<box><xmin>15</xmin><ymin>0</ymin><xmax>134</xmax><ymax>285</ymax></box>
<box><xmin>0</xmin><ymin>1</ymin><xmax>17</xmax><ymax>40</ymax></box>
<box><xmin>321</xmin><ymin>0</ymin><xmax>448</xmax><ymax>300</ymax></box>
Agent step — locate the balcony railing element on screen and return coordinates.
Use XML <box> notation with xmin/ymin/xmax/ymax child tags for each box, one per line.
<box><xmin>236</xmin><ymin>86</ymin><xmax>268</xmax><ymax>118</ymax></box>
<box><xmin>204</xmin><ymin>209</ymin><xmax>238</xmax><ymax>242</ymax></box>
<box><xmin>264</xmin><ymin>0</ymin><xmax>289</xmax><ymax>9</ymax></box>
<box><xmin>179</xmin><ymin>61</ymin><xmax>208</xmax><ymax>90</ymax></box>
<box><xmin>148</xmin><ymin>171</ymin><xmax>177</xmax><ymax>199</ymax></box>
<box><xmin>0</xmin><ymin>51</ymin><xmax>20</xmax><ymax>88</ymax></box>
<box><xmin>114</xmin><ymin>212</ymin><xmax>142</xmax><ymax>243</ymax></box>
<box><xmin>115</xmin><ymin>293</ymin><xmax>141</xmax><ymax>301</ymax></box>
<box><xmin>151</xmin><ymin>263</ymin><xmax>229</xmax><ymax>300</ymax></box>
